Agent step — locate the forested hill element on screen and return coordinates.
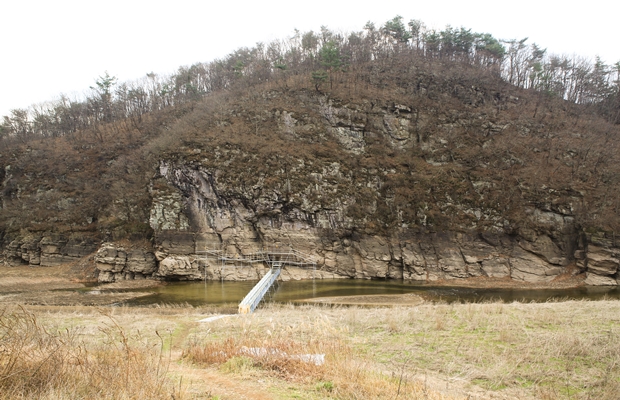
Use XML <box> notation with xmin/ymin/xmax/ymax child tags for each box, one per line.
<box><xmin>2</xmin><ymin>16</ymin><xmax>619</xmax><ymax>139</ymax></box>
<box><xmin>1</xmin><ymin>17</ymin><xmax>620</xmax><ymax>284</ymax></box>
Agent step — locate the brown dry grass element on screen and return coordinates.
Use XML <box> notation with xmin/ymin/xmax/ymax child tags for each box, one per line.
<box><xmin>185</xmin><ymin>300</ymin><xmax>620</xmax><ymax>399</ymax></box>
<box><xmin>183</xmin><ymin>315</ymin><xmax>456</xmax><ymax>399</ymax></box>
<box><xmin>0</xmin><ymin>306</ymin><xmax>182</xmax><ymax>399</ymax></box>
<box><xmin>182</xmin><ymin>304</ymin><xmax>471</xmax><ymax>399</ymax></box>
<box><xmin>0</xmin><ymin>265</ymin><xmax>166</xmax><ymax>306</ymax></box>
<box><xmin>0</xmin><ymin>265</ymin><xmax>85</xmax><ymax>293</ymax></box>
<box><xmin>3</xmin><ymin>300</ymin><xmax>620</xmax><ymax>399</ymax></box>
<box><xmin>316</xmin><ymin>300</ymin><xmax>620</xmax><ymax>399</ymax></box>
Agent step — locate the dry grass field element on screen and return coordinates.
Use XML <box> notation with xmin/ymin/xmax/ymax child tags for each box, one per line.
<box><xmin>1</xmin><ymin>265</ymin><xmax>618</xmax><ymax>399</ymax></box>
<box><xmin>2</xmin><ymin>298</ymin><xmax>620</xmax><ymax>399</ymax></box>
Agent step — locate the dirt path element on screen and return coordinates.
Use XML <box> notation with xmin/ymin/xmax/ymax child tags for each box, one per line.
<box><xmin>169</xmin><ymin>359</ymin><xmax>276</xmax><ymax>400</ymax></box>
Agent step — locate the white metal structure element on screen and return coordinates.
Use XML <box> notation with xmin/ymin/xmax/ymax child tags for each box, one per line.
<box><xmin>238</xmin><ymin>267</ymin><xmax>281</xmax><ymax>313</ymax></box>
<box><xmin>196</xmin><ymin>245</ymin><xmax>317</xmax><ymax>313</ymax></box>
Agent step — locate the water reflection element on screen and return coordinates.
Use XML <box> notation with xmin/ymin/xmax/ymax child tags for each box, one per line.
<box><xmin>125</xmin><ymin>279</ymin><xmax>620</xmax><ymax>307</ymax></box>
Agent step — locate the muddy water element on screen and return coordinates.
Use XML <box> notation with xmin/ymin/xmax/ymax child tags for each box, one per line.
<box><xmin>125</xmin><ymin>279</ymin><xmax>620</xmax><ymax>307</ymax></box>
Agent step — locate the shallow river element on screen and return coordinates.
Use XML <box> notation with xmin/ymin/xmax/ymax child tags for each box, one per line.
<box><xmin>125</xmin><ymin>279</ymin><xmax>620</xmax><ymax>307</ymax></box>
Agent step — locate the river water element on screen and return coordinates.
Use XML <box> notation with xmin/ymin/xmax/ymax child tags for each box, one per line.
<box><xmin>125</xmin><ymin>279</ymin><xmax>620</xmax><ymax>307</ymax></box>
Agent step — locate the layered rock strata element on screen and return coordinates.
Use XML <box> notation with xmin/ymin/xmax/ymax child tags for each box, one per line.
<box><xmin>89</xmin><ymin>162</ymin><xmax>617</xmax><ymax>285</ymax></box>
<box><xmin>6</xmin><ymin>163</ymin><xmax>620</xmax><ymax>287</ymax></box>
<box><xmin>577</xmin><ymin>234</ymin><xmax>620</xmax><ymax>286</ymax></box>
<box><xmin>3</xmin><ymin>236</ymin><xmax>97</xmax><ymax>267</ymax></box>
<box><xmin>94</xmin><ymin>244</ymin><xmax>157</xmax><ymax>283</ymax></box>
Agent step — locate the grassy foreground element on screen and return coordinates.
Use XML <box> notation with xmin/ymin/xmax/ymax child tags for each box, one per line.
<box><xmin>2</xmin><ymin>300</ymin><xmax>620</xmax><ymax>399</ymax></box>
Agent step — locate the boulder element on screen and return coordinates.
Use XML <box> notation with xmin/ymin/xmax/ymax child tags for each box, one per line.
<box><xmin>95</xmin><ymin>244</ymin><xmax>127</xmax><ymax>273</ymax></box>
<box><xmin>94</xmin><ymin>244</ymin><xmax>160</xmax><ymax>282</ymax></box>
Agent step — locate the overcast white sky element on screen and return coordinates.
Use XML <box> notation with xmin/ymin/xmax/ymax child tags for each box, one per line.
<box><xmin>1</xmin><ymin>0</ymin><xmax>617</xmax><ymax>117</ymax></box>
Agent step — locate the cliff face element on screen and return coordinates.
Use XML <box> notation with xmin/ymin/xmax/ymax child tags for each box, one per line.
<box><xmin>140</xmin><ymin>161</ymin><xmax>574</xmax><ymax>283</ymax></box>
<box><xmin>89</xmin><ymin>157</ymin><xmax>620</xmax><ymax>285</ymax></box>
<box><xmin>3</xmin><ymin>68</ymin><xmax>620</xmax><ymax>286</ymax></box>
<box><xmin>94</xmin><ymin>88</ymin><xmax>619</xmax><ymax>285</ymax></box>
<box><xmin>4</xmin><ymin>236</ymin><xmax>97</xmax><ymax>267</ymax></box>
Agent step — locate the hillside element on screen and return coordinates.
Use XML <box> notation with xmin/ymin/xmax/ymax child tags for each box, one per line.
<box><xmin>1</xmin><ymin>19</ymin><xmax>620</xmax><ymax>285</ymax></box>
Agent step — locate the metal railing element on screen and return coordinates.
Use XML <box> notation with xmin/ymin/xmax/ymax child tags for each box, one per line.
<box><xmin>196</xmin><ymin>244</ymin><xmax>317</xmax><ymax>312</ymax></box>
<box><xmin>196</xmin><ymin>247</ymin><xmax>317</xmax><ymax>281</ymax></box>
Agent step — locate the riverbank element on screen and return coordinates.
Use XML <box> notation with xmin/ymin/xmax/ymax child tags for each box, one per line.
<box><xmin>2</xmin><ymin>299</ymin><xmax>619</xmax><ymax>399</ymax></box>
<box><xmin>0</xmin><ymin>264</ymin><xmax>165</xmax><ymax>306</ymax></box>
<box><xmin>2</xmin><ymin>263</ymin><xmax>619</xmax><ymax>398</ymax></box>
<box><xmin>0</xmin><ymin>264</ymin><xmax>590</xmax><ymax>308</ymax></box>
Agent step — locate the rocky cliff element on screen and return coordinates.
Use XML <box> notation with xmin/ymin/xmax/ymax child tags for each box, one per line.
<box><xmin>3</xmin><ymin>67</ymin><xmax>620</xmax><ymax>287</ymax></box>
<box><xmin>100</xmin><ymin>90</ymin><xmax>620</xmax><ymax>286</ymax></box>
<box><xmin>88</xmin><ymin>157</ymin><xmax>620</xmax><ymax>286</ymax></box>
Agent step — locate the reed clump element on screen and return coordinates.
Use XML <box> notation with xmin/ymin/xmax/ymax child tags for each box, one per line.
<box><xmin>0</xmin><ymin>306</ymin><xmax>181</xmax><ymax>399</ymax></box>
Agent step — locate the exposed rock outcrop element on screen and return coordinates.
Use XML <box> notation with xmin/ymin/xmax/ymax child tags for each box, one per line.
<box><xmin>91</xmin><ymin>197</ymin><xmax>620</xmax><ymax>285</ymax></box>
<box><xmin>581</xmin><ymin>236</ymin><xmax>620</xmax><ymax>286</ymax></box>
<box><xmin>89</xmin><ymin>160</ymin><xmax>606</xmax><ymax>284</ymax></box>
<box><xmin>154</xmin><ymin>256</ymin><xmax>202</xmax><ymax>280</ymax></box>
<box><xmin>94</xmin><ymin>244</ymin><xmax>157</xmax><ymax>282</ymax></box>
<box><xmin>4</xmin><ymin>94</ymin><xmax>616</xmax><ymax>288</ymax></box>
<box><xmin>3</xmin><ymin>236</ymin><xmax>97</xmax><ymax>267</ymax></box>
